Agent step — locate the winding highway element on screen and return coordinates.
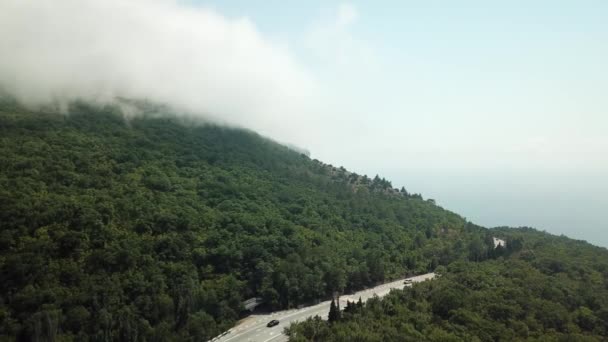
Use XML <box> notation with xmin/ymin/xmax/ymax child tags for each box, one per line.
<box><xmin>212</xmin><ymin>273</ymin><xmax>435</xmax><ymax>342</ymax></box>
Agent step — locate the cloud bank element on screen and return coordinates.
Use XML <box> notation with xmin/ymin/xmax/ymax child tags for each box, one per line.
<box><xmin>0</xmin><ymin>0</ymin><xmax>317</xmax><ymax>136</ymax></box>
<box><xmin>2</xmin><ymin>1</ymin><xmax>606</xmax><ymax>247</ymax></box>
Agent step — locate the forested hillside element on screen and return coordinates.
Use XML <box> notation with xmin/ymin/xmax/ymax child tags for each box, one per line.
<box><xmin>287</xmin><ymin>228</ymin><xmax>608</xmax><ymax>341</ymax></box>
<box><xmin>0</xmin><ymin>101</ymin><xmax>497</xmax><ymax>341</ymax></box>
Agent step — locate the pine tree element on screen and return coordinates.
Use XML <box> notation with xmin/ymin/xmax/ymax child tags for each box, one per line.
<box><xmin>357</xmin><ymin>296</ymin><xmax>363</xmax><ymax>309</ymax></box>
<box><xmin>344</xmin><ymin>300</ymin><xmax>357</xmax><ymax>314</ymax></box>
<box><xmin>328</xmin><ymin>299</ymin><xmax>340</xmax><ymax>323</ymax></box>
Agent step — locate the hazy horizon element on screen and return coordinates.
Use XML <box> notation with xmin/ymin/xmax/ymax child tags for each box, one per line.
<box><xmin>1</xmin><ymin>0</ymin><xmax>606</xmax><ymax>247</ymax></box>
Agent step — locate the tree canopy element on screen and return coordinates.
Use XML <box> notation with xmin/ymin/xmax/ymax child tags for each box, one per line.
<box><xmin>0</xmin><ymin>102</ymin><xmax>477</xmax><ymax>341</ymax></box>
<box><xmin>287</xmin><ymin>228</ymin><xmax>608</xmax><ymax>341</ymax></box>
<box><xmin>1</xmin><ymin>101</ymin><xmax>605</xmax><ymax>341</ymax></box>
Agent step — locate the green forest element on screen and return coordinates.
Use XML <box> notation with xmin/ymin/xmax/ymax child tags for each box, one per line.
<box><xmin>0</xmin><ymin>101</ymin><xmax>606</xmax><ymax>341</ymax></box>
<box><xmin>286</xmin><ymin>229</ymin><xmax>608</xmax><ymax>341</ymax></box>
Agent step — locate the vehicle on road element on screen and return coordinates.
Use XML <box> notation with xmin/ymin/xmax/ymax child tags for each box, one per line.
<box><xmin>266</xmin><ymin>320</ymin><xmax>280</xmax><ymax>327</ymax></box>
<box><xmin>404</xmin><ymin>279</ymin><xmax>413</xmax><ymax>284</ymax></box>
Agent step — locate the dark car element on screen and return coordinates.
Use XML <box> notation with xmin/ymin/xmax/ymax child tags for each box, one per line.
<box><xmin>267</xmin><ymin>320</ymin><xmax>280</xmax><ymax>327</ymax></box>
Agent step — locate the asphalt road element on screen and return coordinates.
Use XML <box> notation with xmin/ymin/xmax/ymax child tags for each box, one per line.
<box><xmin>212</xmin><ymin>273</ymin><xmax>435</xmax><ymax>342</ymax></box>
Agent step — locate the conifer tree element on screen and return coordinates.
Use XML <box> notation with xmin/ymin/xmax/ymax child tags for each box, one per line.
<box><xmin>328</xmin><ymin>299</ymin><xmax>340</xmax><ymax>323</ymax></box>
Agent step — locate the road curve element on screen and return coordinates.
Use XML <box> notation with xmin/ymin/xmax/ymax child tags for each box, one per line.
<box><xmin>211</xmin><ymin>273</ymin><xmax>435</xmax><ymax>342</ymax></box>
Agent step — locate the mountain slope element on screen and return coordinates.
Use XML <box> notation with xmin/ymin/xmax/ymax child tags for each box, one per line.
<box><xmin>287</xmin><ymin>228</ymin><xmax>608</xmax><ymax>341</ymax></box>
<box><xmin>0</xmin><ymin>102</ymin><xmax>486</xmax><ymax>341</ymax></box>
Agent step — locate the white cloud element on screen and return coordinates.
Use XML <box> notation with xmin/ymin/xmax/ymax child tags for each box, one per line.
<box><xmin>336</xmin><ymin>3</ymin><xmax>359</xmax><ymax>29</ymax></box>
<box><xmin>304</xmin><ymin>2</ymin><xmax>377</xmax><ymax>71</ymax></box>
<box><xmin>0</xmin><ymin>0</ymin><xmax>317</xmax><ymax>138</ymax></box>
<box><xmin>0</xmin><ymin>1</ymin><xmax>607</xmax><ymax>246</ymax></box>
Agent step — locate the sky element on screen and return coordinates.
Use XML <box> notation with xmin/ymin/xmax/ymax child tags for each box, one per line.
<box><xmin>0</xmin><ymin>1</ymin><xmax>606</xmax><ymax>247</ymax></box>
